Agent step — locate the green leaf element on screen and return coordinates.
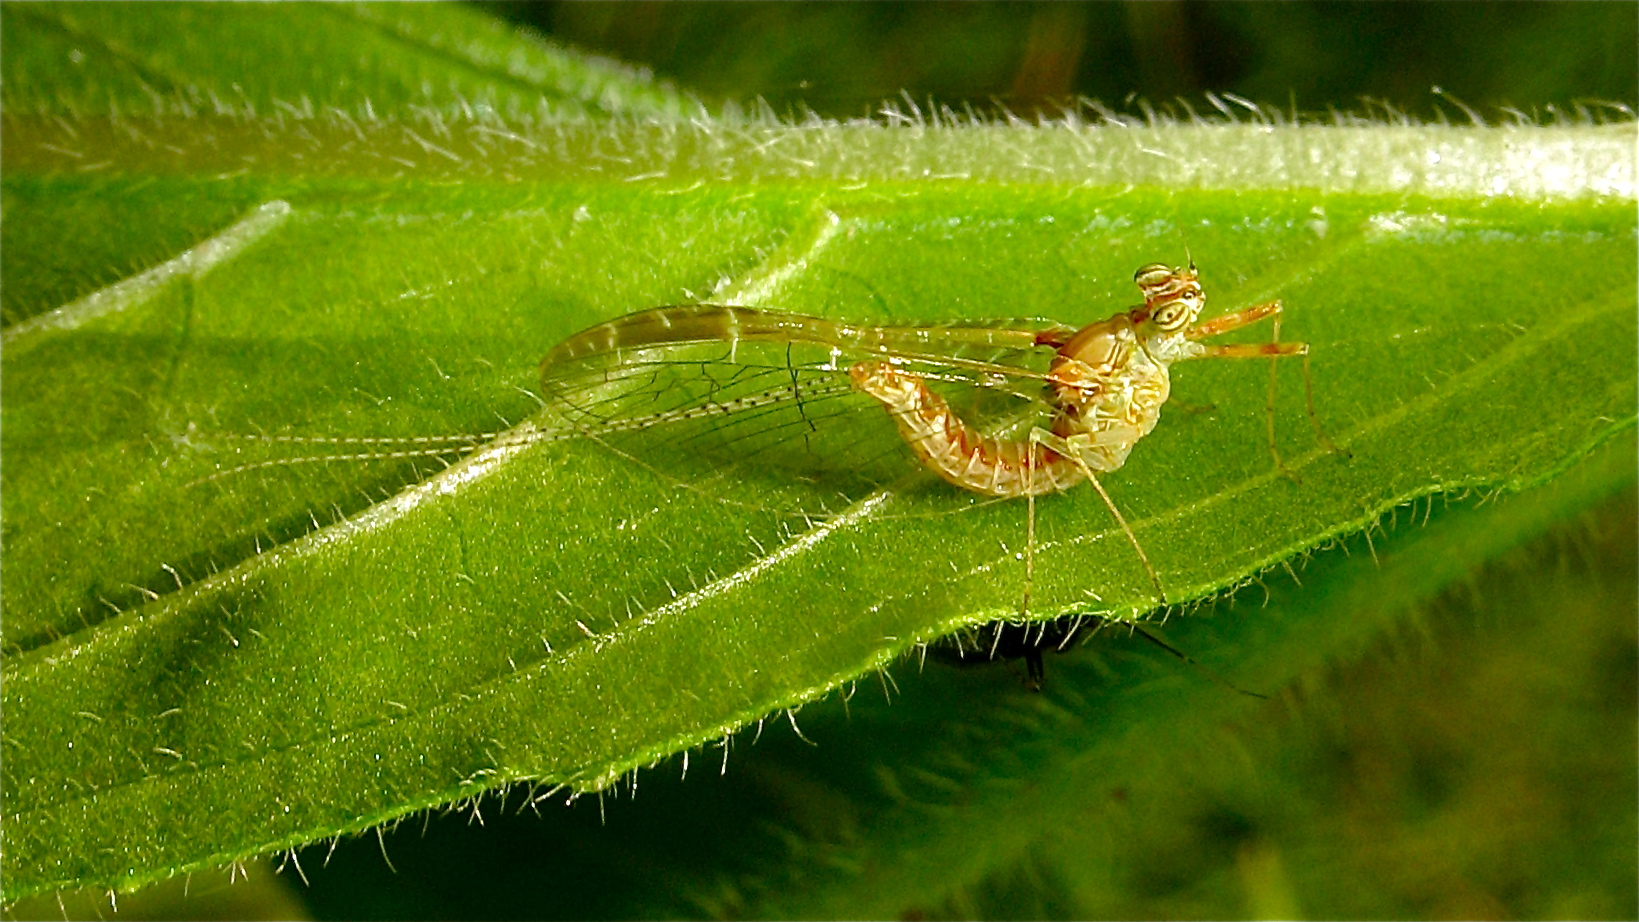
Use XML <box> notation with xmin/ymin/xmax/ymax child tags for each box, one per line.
<box><xmin>514</xmin><ymin>445</ymin><xmax>1629</xmax><ymax>921</ymax></box>
<box><xmin>0</xmin><ymin>1</ymin><xmax>691</xmax><ymax>119</ymax></box>
<box><xmin>462</xmin><ymin>456</ymin><xmax>1639</xmax><ymax>921</ymax></box>
<box><xmin>0</xmin><ymin>0</ymin><xmax>694</xmax><ymax>328</ymax></box>
<box><xmin>2</xmin><ymin>2</ymin><xmax>1635</xmax><ymax>906</ymax></box>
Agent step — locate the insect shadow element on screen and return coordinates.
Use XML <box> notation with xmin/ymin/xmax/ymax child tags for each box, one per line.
<box><xmin>931</xmin><ymin>614</ymin><xmax>1269</xmax><ymax>696</ymax></box>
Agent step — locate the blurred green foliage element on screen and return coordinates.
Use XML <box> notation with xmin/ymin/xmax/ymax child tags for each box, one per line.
<box><xmin>487</xmin><ymin>1</ymin><xmax>1638</xmax><ymax>118</ymax></box>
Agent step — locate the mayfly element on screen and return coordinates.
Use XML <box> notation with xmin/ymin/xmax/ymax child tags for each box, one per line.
<box><xmin>534</xmin><ymin>261</ymin><xmax>1332</xmax><ymax>612</ymax></box>
<box><xmin>202</xmin><ymin>262</ymin><xmax>1330</xmax><ymax>614</ymax></box>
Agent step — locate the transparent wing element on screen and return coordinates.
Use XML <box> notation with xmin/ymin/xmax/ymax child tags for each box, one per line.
<box><xmin>537</xmin><ymin>305</ymin><xmax>1074</xmax><ymax>511</ymax></box>
<box><xmin>188</xmin><ymin>306</ymin><xmax>1075</xmax><ymax>516</ymax></box>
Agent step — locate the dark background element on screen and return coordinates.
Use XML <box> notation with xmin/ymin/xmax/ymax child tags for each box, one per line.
<box><xmin>483</xmin><ymin>1</ymin><xmax>1638</xmax><ymax>119</ymax></box>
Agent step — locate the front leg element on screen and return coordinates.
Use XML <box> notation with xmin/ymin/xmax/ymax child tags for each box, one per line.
<box><xmin>1184</xmin><ymin>301</ymin><xmax>1348</xmax><ymax>479</ymax></box>
<box><xmin>1186</xmin><ymin>300</ymin><xmax>1283</xmax><ymax>339</ymax></box>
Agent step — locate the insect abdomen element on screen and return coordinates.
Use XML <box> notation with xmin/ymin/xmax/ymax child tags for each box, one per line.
<box><xmin>849</xmin><ymin>361</ymin><xmax>1084</xmax><ymax>498</ymax></box>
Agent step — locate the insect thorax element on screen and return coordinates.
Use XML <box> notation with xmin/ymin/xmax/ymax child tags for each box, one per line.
<box><xmin>1046</xmin><ymin>327</ymin><xmax>1197</xmax><ymax>472</ymax></box>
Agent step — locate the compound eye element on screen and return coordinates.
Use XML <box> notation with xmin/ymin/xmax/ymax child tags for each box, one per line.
<box><xmin>1134</xmin><ymin>263</ymin><xmax>1174</xmax><ymax>292</ymax></box>
<box><xmin>1151</xmin><ymin>294</ymin><xmax>1197</xmax><ymax>331</ymax></box>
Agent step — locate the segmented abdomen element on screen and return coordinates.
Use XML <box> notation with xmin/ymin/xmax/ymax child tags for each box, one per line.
<box><xmin>849</xmin><ymin>361</ymin><xmax>1084</xmax><ymax>498</ymax></box>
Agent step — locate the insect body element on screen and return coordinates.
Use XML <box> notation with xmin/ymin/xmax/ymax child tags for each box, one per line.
<box><xmin>206</xmin><ymin>262</ymin><xmax>1321</xmax><ymax>618</ymax></box>
<box><xmin>539</xmin><ymin>262</ymin><xmax>1321</xmax><ymax>611</ymax></box>
<box><xmin>848</xmin><ymin>264</ymin><xmax>1206</xmax><ymax>498</ymax></box>
<box><xmin>850</xmin><ymin>263</ymin><xmax>1299</xmax><ymax>496</ymax></box>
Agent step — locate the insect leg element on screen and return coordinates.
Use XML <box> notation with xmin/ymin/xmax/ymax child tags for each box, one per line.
<box><xmin>1024</xmin><ymin>646</ymin><xmax>1046</xmax><ymax>691</ymax></box>
<box><xmin>1081</xmin><ymin>466</ymin><xmax>1167</xmax><ymax>607</ymax></box>
<box><xmin>1257</xmin><ymin>316</ymin><xmax>1340</xmax><ymax>482</ymax></box>
<box><xmin>1186</xmin><ymin>297</ymin><xmax>1347</xmax><ymax>462</ymax></box>
<box><xmin>1191</xmin><ymin>341</ymin><xmax>1307</xmax><ymax>358</ymax></box>
<box><xmin>1185</xmin><ymin>301</ymin><xmax>1283</xmax><ymax>339</ymax></box>
<box><xmin>1022</xmin><ymin>449</ymin><xmax>1038</xmax><ymax>619</ymax></box>
<box><xmin>1128</xmin><ymin>623</ymin><xmax>1268</xmax><ymax>700</ymax></box>
<box><xmin>1194</xmin><ymin>332</ymin><xmax>1348</xmax><ymax>475</ymax></box>
<box><xmin>1268</xmin><ymin>316</ymin><xmax>1298</xmax><ymax>481</ymax></box>
<box><xmin>1030</xmin><ymin>427</ymin><xmax>1168</xmax><ymax>608</ymax></box>
<box><xmin>1188</xmin><ymin>293</ymin><xmax>1307</xmax><ymax>480</ymax></box>
<box><xmin>1298</xmin><ymin>350</ymin><xmax>1349</xmax><ymax>458</ymax></box>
